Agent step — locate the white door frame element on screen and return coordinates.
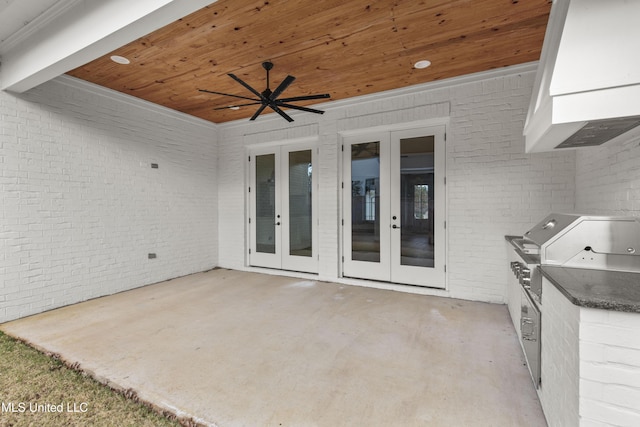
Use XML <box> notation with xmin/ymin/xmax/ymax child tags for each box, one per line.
<box><xmin>249</xmin><ymin>146</ymin><xmax>282</xmax><ymax>269</ymax></box>
<box><xmin>341</xmin><ymin>123</ymin><xmax>446</xmax><ymax>288</ymax></box>
<box><xmin>342</xmin><ymin>133</ymin><xmax>391</xmax><ymax>281</ymax></box>
<box><xmin>281</xmin><ymin>142</ymin><xmax>318</xmax><ymax>273</ymax></box>
<box><xmin>389</xmin><ymin>126</ymin><xmax>446</xmax><ymax>287</ymax></box>
<box><xmin>248</xmin><ymin>139</ymin><xmax>318</xmax><ymax>273</ymax></box>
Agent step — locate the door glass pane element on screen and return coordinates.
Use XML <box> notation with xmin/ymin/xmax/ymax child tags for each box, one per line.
<box><xmin>399</xmin><ymin>136</ymin><xmax>434</xmax><ymax>267</ymax></box>
<box><xmin>351</xmin><ymin>142</ymin><xmax>380</xmax><ymax>262</ymax></box>
<box><xmin>255</xmin><ymin>154</ymin><xmax>276</xmax><ymax>254</ymax></box>
<box><xmin>289</xmin><ymin>150</ymin><xmax>312</xmax><ymax>257</ymax></box>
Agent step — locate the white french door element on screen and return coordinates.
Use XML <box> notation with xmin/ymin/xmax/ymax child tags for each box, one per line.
<box><xmin>249</xmin><ymin>141</ymin><xmax>318</xmax><ymax>273</ymax></box>
<box><xmin>342</xmin><ymin>126</ymin><xmax>446</xmax><ymax>288</ymax></box>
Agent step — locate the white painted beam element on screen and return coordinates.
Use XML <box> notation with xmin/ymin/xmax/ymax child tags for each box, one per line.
<box><xmin>0</xmin><ymin>0</ymin><xmax>216</xmax><ymax>92</ymax></box>
<box><xmin>0</xmin><ymin>0</ymin><xmax>62</xmax><ymax>46</ymax></box>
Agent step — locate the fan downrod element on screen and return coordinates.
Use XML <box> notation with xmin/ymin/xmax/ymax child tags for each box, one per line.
<box><xmin>262</xmin><ymin>61</ymin><xmax>273</xmax><ymax>96</ymax></box>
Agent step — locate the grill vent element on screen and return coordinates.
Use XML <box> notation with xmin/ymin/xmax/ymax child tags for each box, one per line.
<box><xmin>556</xmin><ymin>116</ymin><xmax>640</xmax><ymax>149</ymax></box>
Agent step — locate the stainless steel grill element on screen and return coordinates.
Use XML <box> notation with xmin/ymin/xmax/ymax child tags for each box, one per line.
<box><xmin>507</xmin><ymin>213</ymin><xmax>640</xmax><ymax>390</ymax></box>
<box><xmin>520</xmin><ymin>213</ymin><xmax>640</xmax><ymax>271</ymax></box>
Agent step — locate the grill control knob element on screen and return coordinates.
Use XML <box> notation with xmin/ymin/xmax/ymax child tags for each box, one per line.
<box><xmin>513</xmin><ymin>262</ymin><xmax>522</xmax><ymax>278</ymax></box>
<box><xmin>510</xmin><ymin>261</ymin><xmax>519</xmax><ymax>273</ymax></box>
<box><xmin>519</xmin><ymin>267</ymin><xmax>531</xmax><ymax>287</ymax></box>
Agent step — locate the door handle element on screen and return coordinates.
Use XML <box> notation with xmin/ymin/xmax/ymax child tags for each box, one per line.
<box><xmin>392</xmin><ymin>224</ymin><xmax>400</xmax><ymax>229</ymax></box>
<box><xmin>521</xmin><ymin>317</ymin><xmax>537</xmax><ymax>341</ymax></box>
<box><xmin>276</xmin><ymin>222</ymin><xmax>281</xmax><ymax>226</ymax></box>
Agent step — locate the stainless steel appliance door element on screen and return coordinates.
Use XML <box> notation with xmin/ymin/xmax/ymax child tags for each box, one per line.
<box><xmin>520</xmin><ymin>288</ymin><xmax>541</xmax><ymax>388</ymax></box>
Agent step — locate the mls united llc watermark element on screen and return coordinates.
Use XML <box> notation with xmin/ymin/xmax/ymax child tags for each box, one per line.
<box><xmin>1</xmin><ymin>401</ymin><xmax>88</xmax><ymax>414</ymax></box>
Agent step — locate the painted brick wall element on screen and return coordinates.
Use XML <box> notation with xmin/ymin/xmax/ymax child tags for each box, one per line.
<box><xmin>574</xmin><ymin>131</ymin><xmax>640</xmax><ymax>216</ymax></box>
<box><xmin>579</xmin><ymin>308</ymin><xmax>640</xmax><ymax>426</ymax></box>
<box><xmin>541</xmin><ymin>279</ymin><xmax>640</xmax><ymax>426</ymax></box>
<box><xmin>541</xmin><ymin>278</ymin><xmax>581</xmax><ymax>427</ymax></box>
<box><xmin>446</xmin><ymin>74</ymin><xmax>575</xmax><ymax>302</ymax></box>
<box><xmin>563</xmin><ymin>95</ymin><xmax>640</xmax><ymax>426</ymax></box>
<box><xmin>0</xmin><ymin>77</ymin><xmax>218</xmax><ymax>323</ymax></box>
<box><xmin>217</xmin><ymin>66</ymin><xmax>576</xmax><ymax>303</ymax></box>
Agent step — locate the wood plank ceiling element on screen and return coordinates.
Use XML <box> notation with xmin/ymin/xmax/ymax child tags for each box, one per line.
<box><xmin>66</xmin><ymin>0</ymin><xmax>552</xmax><ymax>124</ymax></box>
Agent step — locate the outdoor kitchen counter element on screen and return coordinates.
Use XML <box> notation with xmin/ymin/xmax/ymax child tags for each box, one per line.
<box><xmin>539</xmin><ymin>266</ymin><xmax>640</xmax><ymax>313</ymax></box>
<box><xmin>507</xmin><ymin>235</ymin><xmax>640</xmax><ymax>426</ymax></box>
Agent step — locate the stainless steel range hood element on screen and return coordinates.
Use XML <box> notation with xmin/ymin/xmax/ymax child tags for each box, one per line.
<box><xmin>524</xmin><ymin>0</ymin><xmax>640</xmax><ymax>152</ymax></box>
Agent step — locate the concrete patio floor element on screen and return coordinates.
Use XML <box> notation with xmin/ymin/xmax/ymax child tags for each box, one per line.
<box><xmin>1</xmin><ymin>269</ymin><xmax>546</xmax><ymax>426</ymax></box>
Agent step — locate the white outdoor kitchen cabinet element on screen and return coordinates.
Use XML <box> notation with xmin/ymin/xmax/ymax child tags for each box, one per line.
<box><xmin>507</xmin><ymin>232</ymin><xmax>640</xmax><ymax>426</ymax></box>
<box><xmin>538</xmin><ymin>272</ymin><xmax>640</xmax><ymax>427</ymax></box>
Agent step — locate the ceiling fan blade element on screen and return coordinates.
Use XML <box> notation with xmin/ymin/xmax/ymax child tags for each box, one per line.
<box><xmin>213</xmin><ymin>102</ymin><xmax>262</xmax><ymax>111</ymax></box>
<box><xmin>269</xmin><ymin>103</ymin><xmax>294</xmax><ymax>122</ymax></box>
<box><xmin>198</xmin><ymin>89</ymin><xmax>259</xmax><ymax>102</ymax></box>
<box><xmin>269</xmin><ymin>75</ymin><xmax>296</xmax><ymax>100</ymax></box>
<box><xmin>228</xmin><ymin>73</ymin><xmax>266</xmax><ymax>100</ymax></box>
<box><xmin>276</xmin><ymin>103</ymin><xmax>325</xmax><ymax>115</ymax></box>
<box><xmin>277</xmin><ymin>93</ymin><xmax>331</xmax><ymax>103</ymax></box>
<box><xmin>250</xmin><ymin>104</ymin><xmax>268</xmax><ymax>121</ymax></box>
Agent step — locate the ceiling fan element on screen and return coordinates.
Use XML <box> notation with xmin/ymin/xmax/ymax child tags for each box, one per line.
<box><xmin>198</xmin><ymin>61</ymin><xmax>330</xmax><ymax>122</ymax></box>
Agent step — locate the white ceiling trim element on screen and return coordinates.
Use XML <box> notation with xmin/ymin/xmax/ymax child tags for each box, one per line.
<box><xmin>54</xmin><ymin>74</ymin><xmax>219</xmax><ymax>131</ymax></box>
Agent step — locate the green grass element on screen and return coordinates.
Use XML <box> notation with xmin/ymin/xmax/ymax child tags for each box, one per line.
<box><xmin>0</xmin><ymin>331</ymin><xmax>183</xmax><ymax>427</ymax></box>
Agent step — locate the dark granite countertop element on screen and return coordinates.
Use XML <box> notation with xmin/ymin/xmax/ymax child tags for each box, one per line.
<box><xmin>539</xmin><ymin>266</ymin><xmax>640</xmax><ymax>313</ymax></box>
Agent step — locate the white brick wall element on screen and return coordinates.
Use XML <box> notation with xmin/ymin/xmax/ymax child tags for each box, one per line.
<box><xmin>580</xmin><ymin>308</ymin><xmax>640</xmax><ymax>426</ymax></box>
<box><xmin>217</xmin><ymin>66</ymin><xmax>576</xmax><ymax>303</ymax></box>
<box><xmin>542</xmin><ymin>66</ymin><xmax>640</xmax><ymax>427</ymax></box>
<box><xmin>541</xmin><ymin>277</ymin><xmax>581</xmax><ymax>427</ymax></box>
<box><xmin>541</xmin><ymin>278</ymin><xmax>640</xmax><ymax>426</ymax></box>
<box><xmin>571</xmin><ymin>127</ymin><xmax>640</xmax><ymax>424</ymax></box>
<box><xmin>575</xmin><ymin>131</ymin><xmax>640</xmax><ymax>216</ymax></box>
<box><xmin>0</xmin><ymin>64</ymin><xmax>586</xmax><ymax>321</ymax></box>
<box><xmin>447</xmin><ymin>73</ymin><xmax>575</xmax><ymax>302</ymax></box>
<box><xmin>0</xmin><ymin>77</ymin><xmax>218</xmax><ymax>323</ymax></box>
